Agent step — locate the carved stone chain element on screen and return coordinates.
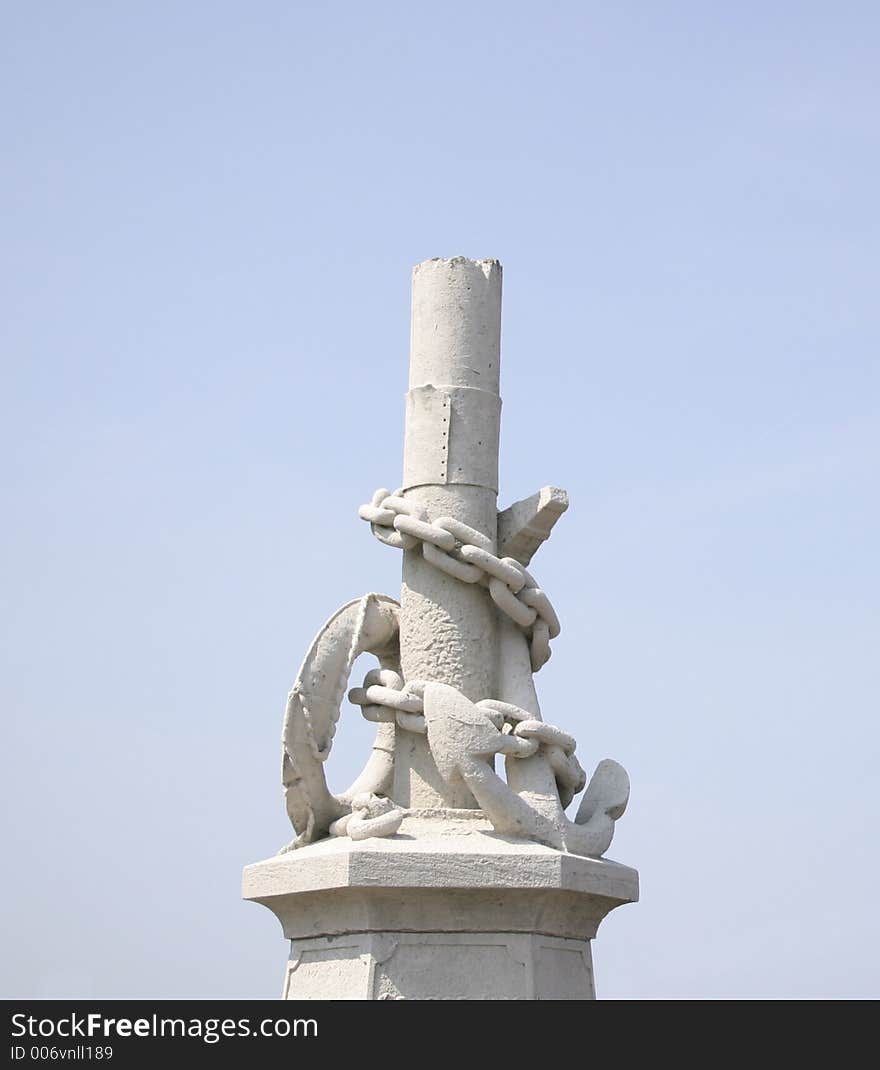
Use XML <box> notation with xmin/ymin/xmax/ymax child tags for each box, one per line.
<box><xmin>358</xmin><ymin>487</ymin><xmax>560</xmax><ymax>671</ymax></box>
<box><xmin>347</xmin><ymin>669</ymin><xmax>587</xmax><ymax>807</ymax></box>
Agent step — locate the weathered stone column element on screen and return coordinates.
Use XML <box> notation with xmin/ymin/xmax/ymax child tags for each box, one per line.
<box><xmin>396</xmin><ymin>258</ymin><xmax>502</xmax><ymax>807</ymax></box>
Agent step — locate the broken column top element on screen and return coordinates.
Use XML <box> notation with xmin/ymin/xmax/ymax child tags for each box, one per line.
<box><xmin>409</xmin><ymin>257</ymin><xmax>502</xmax><ymax>393</ymax></box>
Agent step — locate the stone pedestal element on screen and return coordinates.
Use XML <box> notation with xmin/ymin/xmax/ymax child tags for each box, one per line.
<box><xmin>243</xmin><ymin>814</ymin><xmax>638</xmax><ymax>1000</ymax></box>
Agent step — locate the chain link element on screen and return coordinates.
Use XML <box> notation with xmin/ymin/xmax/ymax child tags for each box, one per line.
<box><xmin>347</xmin><ymin>679</ymin><xmax>586</xmax><ymax>802</ymax></box>
<box><xmin>358</xmin><ymin>487</ymin><xmax>560</xmax><ymax>671</ymax></box>
<box><xmin>347</xmin><ymin>668</ymin><xmax>427</xmax><ymax>734</ymax></box>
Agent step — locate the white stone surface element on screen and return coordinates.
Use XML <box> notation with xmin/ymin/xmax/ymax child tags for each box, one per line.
<box><xmin>243</xmin><ymin>813</ymin><xmax>638</xmax><ymax>1000</ymax></box>
<box><xmin>282</xmin><ymin>933</ymin><xmax>596</xmax><ymax>1001</ymax></box>
<box><xmin>497</xmin><ymin>485</ymin><xmax>569</xmax><ymax>566</ymax></box>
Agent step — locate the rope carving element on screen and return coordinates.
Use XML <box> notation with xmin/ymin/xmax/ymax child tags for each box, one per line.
<box><xmin>358</xmin><ymin>488</ymin><xmax>560</xmax><ymax>671</ymax></box>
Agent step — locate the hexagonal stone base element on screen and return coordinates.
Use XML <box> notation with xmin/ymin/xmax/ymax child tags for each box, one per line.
<box><xmin>243</xmin><ymin>812</ymin><xmax>638</xmax><ymax>1001</ymax></box>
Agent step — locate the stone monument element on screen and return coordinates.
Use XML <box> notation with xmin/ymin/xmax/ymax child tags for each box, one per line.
<box><xmin>242</xmin><ymin>257</ymin><xmax>638</xmax><ymax>1000</ymax></box>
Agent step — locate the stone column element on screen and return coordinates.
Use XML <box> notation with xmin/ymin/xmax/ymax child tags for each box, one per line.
<box><xmin>395</xmin><ymin>258</ymin><xmax>503</xmax><ymax>807</ymax></box>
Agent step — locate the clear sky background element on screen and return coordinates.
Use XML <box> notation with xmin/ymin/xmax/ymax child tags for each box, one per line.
<box><xmin>2</xmin><ymin>2</ymin><xmax>877</xmax><ymax>999</ymax></box>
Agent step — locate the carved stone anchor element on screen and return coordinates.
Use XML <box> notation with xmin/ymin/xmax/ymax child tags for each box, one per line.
<box><xmin>422</xmin><ymin>682</ymin><xmax>630</xmax><ymax>857</ymax></box>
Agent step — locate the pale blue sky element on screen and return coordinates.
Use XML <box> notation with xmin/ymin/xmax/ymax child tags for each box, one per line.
<box><xmin>2</xmin><ymin>2</ymin><xmax>877</xmax><ymax>998</ymax></box>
